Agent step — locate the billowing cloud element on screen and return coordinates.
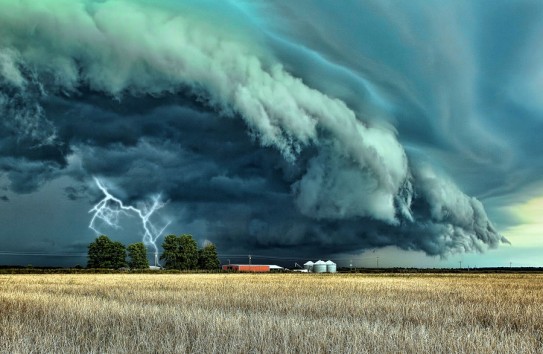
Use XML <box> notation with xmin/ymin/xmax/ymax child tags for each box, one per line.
<box><xmin>1</xmin><ymin>0</ymin><xmax>530</xmax><ymax>261</ymax></box>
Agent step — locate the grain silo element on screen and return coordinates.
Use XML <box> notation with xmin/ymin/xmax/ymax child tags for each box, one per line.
<box><xmin>325</xmin><ymin>260</ymin><xmax>337</xmax><ymax>273</ymax></box>
<box><xmin>313</xmin><ymin>260</ymin><xmax>327</xmax><ymax>273</ymax></box>
<box><xmin>303</xmin><ymin>261</ymin><xmax>314</xmax><ymax>272</ymax></box>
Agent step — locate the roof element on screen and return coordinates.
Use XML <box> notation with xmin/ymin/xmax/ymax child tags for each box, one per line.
<box><xmin>303</xmin><ymin>261</ymin><xmax>314</xmax><ymax>265</ymax></box>
<box><xmin>224</xmin><ymin>264</ymin><xmax>271</xmax><ymax>267</ymax></box>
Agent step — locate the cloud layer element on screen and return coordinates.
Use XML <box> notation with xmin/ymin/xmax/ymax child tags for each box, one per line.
<box><xmin>0</xmin><ymin>0</ymin><xmax>526</xmax><ymax>259</ymax></box>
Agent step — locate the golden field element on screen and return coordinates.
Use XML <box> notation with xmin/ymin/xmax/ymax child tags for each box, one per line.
<box><xmin>1</xmin><ymin>273</ymin><xmax>542</xmax><ymax>353</ymax></box>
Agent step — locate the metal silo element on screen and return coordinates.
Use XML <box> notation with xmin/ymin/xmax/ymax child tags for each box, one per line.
<box><xmin>312</xmin><ymin>260</ymin><xmax>327</xmax><ymax>273</ymax></box>
<box><xmin>325</xmin><ymin>260</ymin><xmax>337</xmax><ymax>273</ymax></box>
<box><xmin>303</xmin><ymin>261</ymin><xmax>314</xmax><ymax>272</ymax></box>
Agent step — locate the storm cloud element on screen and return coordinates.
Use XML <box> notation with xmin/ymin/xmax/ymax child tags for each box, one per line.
<box><xmin>2</xmin><ymin>0</ymin><xmax>535</xmax><ymax>261</ymax></box>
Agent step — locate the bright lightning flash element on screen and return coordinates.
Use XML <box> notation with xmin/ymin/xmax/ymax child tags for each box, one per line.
<box><xmin>89</xmin><ymin>177</ymin><xmax>170</xmax><ymax>266</ymax></box>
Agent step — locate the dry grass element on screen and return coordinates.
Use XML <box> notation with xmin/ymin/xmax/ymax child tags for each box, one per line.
<box><xmin>1</xmin><ymin>273</ymin><xmax>542</xmax><ymax>353</ymax></box>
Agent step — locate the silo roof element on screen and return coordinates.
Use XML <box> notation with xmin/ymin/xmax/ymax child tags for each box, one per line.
<box><xmin>303</xmin><ymin>261</ymin><xmax>314</xmax><ymax>265</ymax></box>
<box><xmin>314</xmin><ymin>260</ymin><xmax>326</xmax><ymax>265</ymax></box>
<box><xmin>325</xmin><ymin>260</ymin><xmax>336</xmax><ymax>265</ymax></box>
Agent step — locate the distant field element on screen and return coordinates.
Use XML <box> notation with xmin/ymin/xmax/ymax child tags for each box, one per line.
<box><xmin>1</xmin><ymin>273</ymin><xmax>542</xmax><ymax>353</ymax></box>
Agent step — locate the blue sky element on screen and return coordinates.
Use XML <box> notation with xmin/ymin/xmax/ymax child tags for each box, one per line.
<box><xmin>0</xmin><ymin>0</ymin><xmax>541</xmax><ymax>267</ymax></box>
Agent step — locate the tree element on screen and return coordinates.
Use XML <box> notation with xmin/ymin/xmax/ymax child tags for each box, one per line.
<box><xmin>179</xmin><ymin>234</ymin><xmax>198</xmax><ymax>270</ymax></box>
<box><xmin>160</xmin><ymin>234</ymin><xmax>198</xmax><ymax>270</ymax></box>
<box><xmin>127</xmin><ymin>242</ymin><xmax>149</xmax><ymax>269</ymax></box>
<box><xmin>160</xmin><ymin>234</ymin><xmax>182</xmax><ymax>270</ymax></box>
<box><xmin>87</xmin><ymin>235</ymin><xmax>127</xmax><ymax>269</ymax></box>
<box><xmin>198</xmin><ymin>242</ymin><xmax>220</xmax><ymax>270</ymax></box>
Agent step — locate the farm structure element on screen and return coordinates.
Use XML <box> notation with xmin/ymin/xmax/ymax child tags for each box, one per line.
<box><xmin>222</xmin><ymin>264</ymin><xmax>284</xmax><ymax>272</ymax></box>
<box><xmin>303</xmin><ymin>260</ymin><xmax>337</xmax><ymax>273</ymax></box>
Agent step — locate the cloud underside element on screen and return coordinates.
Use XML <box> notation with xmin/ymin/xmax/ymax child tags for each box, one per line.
<box><xmin>0</xmin><ymin>0</ymin><xmax>510</xmax><ymax>256</ymax></box>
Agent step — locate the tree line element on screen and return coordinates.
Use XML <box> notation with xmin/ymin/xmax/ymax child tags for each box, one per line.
<box><xmin>87</xmin><ymin>234</ymin><xmax>220</xmax><ymax>270</ymax></box>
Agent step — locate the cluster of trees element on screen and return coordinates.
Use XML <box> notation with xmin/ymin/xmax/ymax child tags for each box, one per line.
<box><xmin>160</xmin><ymin>234</ymin><xmax>220</xmax><ymax>270</ymax></box>
<box><xmin>87</xmin><ymin>234</ymin><xmax>220</xmax><ymax>270</ymax></box>
<box><xmin>87</xmin><ymin>236</ymin><xmax>149</xmax><ymax>269</ymax></box>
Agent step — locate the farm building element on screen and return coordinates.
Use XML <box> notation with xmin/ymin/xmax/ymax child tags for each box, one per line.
<box><xmin>222</xmin><ymin>264</ymin><xmax>284</xmax><ymax>272</ymax></box>
<box><xmin>301</xmin><ymin>260</ymin><xmax>337</xmax><ymax>273</ymax></box>
<box><xmin>325</xmin><ymin>260</ymin><xmax>337</xmax><ymax>273</ymax></box>
<box><xmin>312</xmin><ymin>260</ymin><xmax>327</xmax><ymax>273</ymax></box>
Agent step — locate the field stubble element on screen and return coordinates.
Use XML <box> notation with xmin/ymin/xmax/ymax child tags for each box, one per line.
<box><xmin>0</xmin><ymin>273</ymin><xmax>542</xmax><ymax>353</ymax></box>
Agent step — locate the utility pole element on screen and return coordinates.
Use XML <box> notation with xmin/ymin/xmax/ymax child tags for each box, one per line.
<box><xmin>248</xmin><ymin>255</ymin><xmax>252</xmax><ymax>265</ymax></box>
<box><xmin>154</xmin><ymin>252</ymin><xmax>159</xmax><ymax>267</ymax></box>
<box><xmin>376</xmin><ymin>256</ymin><xmax>379</xmax><ymax>268</ymax></box>
<box><xmin>228</xmin><ymin>259</ymin><xmax>231</xmax><ymax>265</ymax></box>
<box><xmin>459</xmin><ymin>261</ymin><xmax>462</xmax><ymax>269</ymax></box>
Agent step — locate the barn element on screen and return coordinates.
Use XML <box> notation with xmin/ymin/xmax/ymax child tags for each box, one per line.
<box><xmin>222</xmin><ymin>264</ymin><xmax>269</xmax><ymax>272</ymax></box>
<box><xmin>222</xmin><ymin>264</ymin><xmax>284</xmax><ymax>272</ymax></box>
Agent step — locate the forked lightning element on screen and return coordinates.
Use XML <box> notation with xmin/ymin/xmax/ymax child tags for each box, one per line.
<box><xmin>89</xmin><ymin>177</ymin><xmax>170</xmax><ymax>266</ymax></box>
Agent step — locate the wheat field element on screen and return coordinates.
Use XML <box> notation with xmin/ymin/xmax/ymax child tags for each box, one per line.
<box><xmin>0</xmin><ymin>273</ymin><xmax>542</xmax><ymax>353</ymax></box>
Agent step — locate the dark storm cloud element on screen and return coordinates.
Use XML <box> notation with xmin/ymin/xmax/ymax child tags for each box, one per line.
<box><xmin>64</xmin><ymin>185</ymin><xmax>88</xmax><ymax>201</ymax></box>
<box><xmin>2</xmin><ymin>0</ymin><xmax>534</xmax><ymax>259</ymax></box>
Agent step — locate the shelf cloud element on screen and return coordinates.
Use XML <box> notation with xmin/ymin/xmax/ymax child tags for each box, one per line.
<box><xmin>3</xmin><ymin>0</ymin><xmax>535</xmax><ymax>260</ymax></box>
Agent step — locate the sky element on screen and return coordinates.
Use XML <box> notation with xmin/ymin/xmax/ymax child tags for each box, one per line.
<box><xmin>0</xmin><ymin>0</ymin><xmax>542</xmax><ymax>268</ymax></box>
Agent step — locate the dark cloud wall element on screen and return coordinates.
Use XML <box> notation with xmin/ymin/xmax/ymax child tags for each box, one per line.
<box><xmin>2</xmin><ymin>0</ymin><xmax>538</xmax><ymax>262</ymax></box>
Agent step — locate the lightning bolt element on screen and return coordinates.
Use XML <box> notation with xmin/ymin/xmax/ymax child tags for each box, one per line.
<box><xmin>88</xmin><ymin>177</ymin><xmax>170</xmax><ymax>266</ymax></box>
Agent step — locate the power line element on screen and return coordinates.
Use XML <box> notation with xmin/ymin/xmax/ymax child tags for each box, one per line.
<box><xmin>0</xmin><ymin>252</ymin><xmax>86</xmax><ymax>257</ymax></box>
<box><xmin>0</xmin><ymin>250</ymin><xmax>380</xmax><ymax>263</ymax></box>
<box><xmin>217</xmin><ymin>254</ymin><xmax>379</xmax><ymax>261</ymax></box>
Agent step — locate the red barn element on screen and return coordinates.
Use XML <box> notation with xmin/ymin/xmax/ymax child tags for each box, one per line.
<box><xmin>222</xmin><ymin>264</ymin><xmax>270</xmax><ymax>272</ymax></box>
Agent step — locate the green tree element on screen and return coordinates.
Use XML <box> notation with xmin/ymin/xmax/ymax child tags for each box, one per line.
<box><xmin>179</xmin><ymin>234</ymin><xmax>198</xmax><ymax>270</ymax></box>
<box><xmin>160</xmin><ymin>234</ymin><xmax>183</xmax><ymax>270</ymax></box>
<box><xmin>87</xmin><ymin>235</ymin><xmax>127</xmax><ymax>269</ymax></box>
<box><xmin>127</xmin><ymin>242</ymin><xmax>150</xmax><ymax>269</ymax></box>
<box><xmin>198</xmin><ymin>242</ymin><xmax>220</xmax><ymax>270</ymax></box>
<box><xmin>160</xmin><ymin>234</ymin><xmax>199</xmax><ymax>270</ymax></box>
